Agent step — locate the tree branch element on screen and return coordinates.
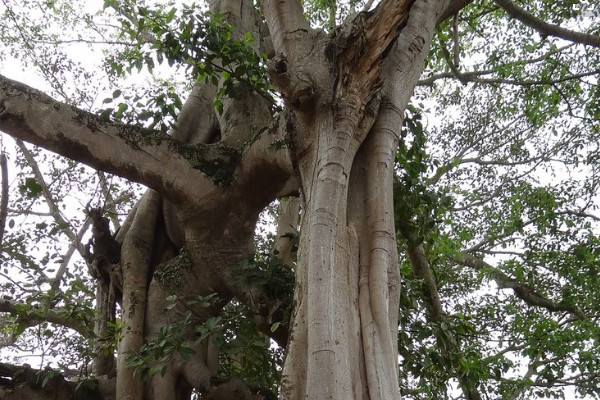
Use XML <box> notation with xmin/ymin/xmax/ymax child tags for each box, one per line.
<box><xmin>419</xmin><ymin>67</ymin><xmax>599</xmax><ymax>87</ymax></box>
<box><xmin>0</xmin><ymin>298</ymin><xmax>89</xmax><ymax>336</ymax></box>
<box><xmin>405</xmin><ymin>244</ymin><xmax>483</xmax><ymax>400</ymax></box>
<box><xmin>417</xmin><ymin>43</ymin><xmax>583</xmax><ymax>86</ymax></box>
<box><xmin>233</xmin><ymin>112</ymin><xmax>297</xmax><ymax>201</ymax></box>
<box><xmin>0</xmin><ymin>74</ymin><xmax>212</xmax><ymax>203</ymax></box>
<box><xmin>0</xmin><ymin>152</ymin><xmax>8</xmax><ymax>257</ymax></box>
<box><xmin>261</xmin><ymin>0</ymin><xmax>311</xmax><ymax>55</ymax></box>
<box><xmin>0</xmin><ymin>361</ymin><xmax>109</xmax><ymax>399</ymax></box>
<box><xmin>452</xmin><ymin>12</ymin><xmax>460</xmax><ymax>68</ymax></box>
<box><xmin>274</xmin><ymin>196</ymin><xmax>300</xmax><ymax>267</ymax></box>
<box><xmin>494</xmin><ymin>0</ymin><xmax>600</xmax><ymax>48</ymax></box>
<box><xmin>50</xmin><ymin>219</ymin><xmax>92</xmax><ymax>293</ymax></box>
<box><xmin>437</xmin><ymin>0</ymin><xmax>473</xmax><ymax>25</ymax></box>
<box><xmin>15</xmin><ymin>140</ymin><xmax>78</xmax><ymax>243</ymax></box>
<box><xmin>454</xmin><ymin>253</ymin><xmax>586</xmax><ymax>319</ymax></box>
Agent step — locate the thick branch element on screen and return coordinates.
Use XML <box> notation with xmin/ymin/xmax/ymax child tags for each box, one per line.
<box><xmin>405</xmin><ymin>246</ymin><xmax>445</xmax><ymax>318</ymax></box>
<box><xmin>116</xmin><ymin>191</ymin><xmax>160</xmax><ymax>400</ymax></box>
<box><xmin>455</xmin><ymin>253</ymin><xmax>586</xmax><ymax>319</ymax></box>
<box><xmin>437</xmin><ymin>0</ymin><xmax>473</xmax><ymax>24</ymax></box>
<box><xmin>274</xmin><ymin>196</ymin><xmax>300</xmax><ymax>267</ymax></box>
<box><xmin>0</xmin><ymin>74</ymin><xmax>211</xmax><ymax>202</ymax></box>
<box><xmin>261</xmin><ymin>0</ymin><xmax>310</xmax><ymax>55</ymax></box>
<box><xmin>0</xmin><ymin>362</ymin><xmax>110</xmax><ymax>400</ymax></box>
<box><xmin>494</xmin><ymin>0</ymin><xmax>600</xmax><ymax>48</ymax></box>
<box><xmin>233</xmin><ymin>112</ymin><xmax>297</xmax><ymax>201</ymax></box>
<box><xmin>0</xmin><ymin>298</ymin><xmax>89</xmax><ymax>336</ymax></box>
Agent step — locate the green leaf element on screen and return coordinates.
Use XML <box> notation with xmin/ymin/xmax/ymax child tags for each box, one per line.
<box><xmin>270</xmin><ymin>321</ymin><xmax>281</xmax><ymax>332</ymax></box>
<box><xmin>20</xmin><ymin>178</ymin><xmax>43</xmax><ymax>198</ymax></box>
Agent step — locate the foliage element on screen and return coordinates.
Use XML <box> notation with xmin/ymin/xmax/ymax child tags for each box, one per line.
<box><xmin>391</xmin><ymin>2</ymin><xmax>600</xmax><ymax>396</ymax></box>
<box><xmin>103</xmin><ymin>2</ymin><xmax>273</xmax><ymax>120</ymax></box>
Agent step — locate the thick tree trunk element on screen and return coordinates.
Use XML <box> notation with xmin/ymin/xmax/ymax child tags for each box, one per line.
<box><xmin>279</xmin><ymin>1</ymin><xmax>448</xmax><ymax>398</ymax></box>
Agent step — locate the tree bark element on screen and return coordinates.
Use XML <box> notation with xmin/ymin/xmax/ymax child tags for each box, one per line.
<box><xmin>117</xmin><ymin>191</ymin><xmax>161</xmax><ymax>400</ymax></box>
<box><xmin>278</xmin><ymin>1</ymin><xmax>449</xmax><ymax>398</ymax></box>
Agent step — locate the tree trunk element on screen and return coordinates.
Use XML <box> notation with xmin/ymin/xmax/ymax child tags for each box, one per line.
<box><xmin>117</xmin><ymin>191</ymin><xmax>161</xmax><ymax>400</ymax></box>
<box><xmin>279</xmin><ymin>1</ymin><xmax>447</xmax><ymax>398</ymax></box>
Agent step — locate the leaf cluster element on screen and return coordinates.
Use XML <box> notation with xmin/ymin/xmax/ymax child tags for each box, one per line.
<box><xmin>104</xmin><ymin>3</ymin><xmax>273</xmax><ymax>113</ymax></box>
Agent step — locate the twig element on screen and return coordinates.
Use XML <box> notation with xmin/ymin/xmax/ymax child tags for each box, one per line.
<box><xmin>0</xmin><ymin>153</ymin><xmax>8</xmax><ymax>257</ymax></box>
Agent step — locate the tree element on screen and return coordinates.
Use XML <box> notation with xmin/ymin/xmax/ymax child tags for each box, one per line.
<box><xmin>0</xmin><ymin>0</ymin><xmax>599</xmax><ymax>399</ymax></box>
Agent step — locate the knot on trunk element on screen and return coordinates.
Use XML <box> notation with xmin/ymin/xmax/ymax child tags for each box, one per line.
<box><xmin>268</xmin><ymin>55</ymin><xmax>315</xmax><ymax>110</ymax></box>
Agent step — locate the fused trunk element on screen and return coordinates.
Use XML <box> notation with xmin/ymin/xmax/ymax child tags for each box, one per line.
<box><xmin>277</xmin><ymin>1</ymin><xmax>448</xmax><ymax>398</ymax></box>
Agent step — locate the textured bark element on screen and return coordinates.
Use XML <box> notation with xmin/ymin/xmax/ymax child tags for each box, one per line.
<box><xmin>117</xmin><ymin>191</ymin><xmax>161</xmax><ymax>400</ymax></box>
<box><xmin>123</xmin><ymin>0</ymin><xmax>293</xmax><ymax>398</ymax></box>
<box><xmin>0</xmin><ymin>75</ymin><xmax>211</xmax><ymax>203</ymax></box>
<box><xmin>92</xmin><ymin>279</ymin><xmax>116</xmax><ymax>377</ymax></box>
<box><xmin>0</xmin><ymin>362</ymin><xmax>112</xmax><ymax>400</ymax></box>
<box><xmin>274</xmin><ymin>196</ymin><xmax>300</xmax><ymax>267</ymax></box>
<box><xmin>0</xmin><ymin>152</ymin><xmax>7</xmax><ymax>255</ymax></box>
<box><xmin>278</xmin><ymin>1</ymin><xmax>448</xmax><ymax>398</ymax></box>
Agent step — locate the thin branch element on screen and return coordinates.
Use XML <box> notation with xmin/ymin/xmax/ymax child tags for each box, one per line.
<box><xmin>438</xmin><ymin>32</ymin><xmax>467</xmax><ymax>84</ymax></box>
<box><xmin>419</xmin><ymin>64</ymin><xmax>599</xmax><ymax>87</ymax></box>
<box><xmin>418</xmin><ymin>69</ymin><xmax>599</xmax><ymax>86</ymax></box>
<box><xmin>454</xmin><ymin>253</ymin><xmax>586</xmax><ymax>319</ymax></box>
<box><xmin>30</xmin><ymin>38</ymin><xmax>133</xmax><ymax>46</ymax></box>
<box><xmin>459</xmin><ymin>69</ymin><xmax>599</xmax><ymax>87</ymax></box>
<box><xmin>452</xmin><ymin>12</ymin><xmax>460</xmax><ymax>68</ymax></box>
<box><xmin>494</xmin><ymin>0</ymin><xmax>600</xmax><ymax>49</ymax></box>
<box><xmin>0</xmin><ymin>0</ymin><xmax>72</xmax><ymax>101</ymax></box>
<box><xmin>0</xmin><ymin>297</ymin><xmax>89</xmax><ymax>336</ymax></box>
<box><xmin>0</xmin><ymin>269</ymin><xmax>29</xmax><ymax>293</ymax></box>
<box><xmin>418</xmin><ymin>42</ymin><xmax>586</xmax><ymax>87</ymax></box>
<box><xmin>7</xmin><ymin>208</ymin><xmax>51</xmax><ymax>216</ymax></box>
<box><xmin>16</xmin><ymin>138</ymin><xmax>84</xmax><ymax>291</ymax></box>
<box><xmin>50</xmin><ymin>219</ymin><xmax>92</xmax><ymax>293</ymax></box>
<box><xmin>505</xmin><ymin>354</ymin><xmax>540</xmax><ymax>400</ymax></box>
<box><xmin>0</xmin><ymin>153</ymin><xmax>8</xmax><ymax>256</ymax></box>
<box><xmin>15</xmin><ymin>140</ymin><xmax>77</xmax><ymax>243</ymax></box>
<box><xmin>405</xmin><ymin>244</ymin><xmax>483</xmax><ymax>400</ymax></box>
<box><xmin>51</xmin><ymin>192</ymin><xmax>132</xmax><ymax>291</ymax></box>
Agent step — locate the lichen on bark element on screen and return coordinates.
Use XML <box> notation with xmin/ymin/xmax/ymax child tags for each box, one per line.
<box><xmin>154</xmin><ymin>247</ymin><xmax>192</xmax><ymax>289</ymax></box>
